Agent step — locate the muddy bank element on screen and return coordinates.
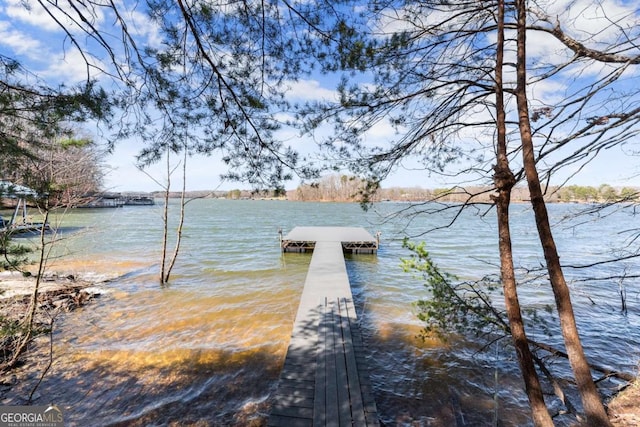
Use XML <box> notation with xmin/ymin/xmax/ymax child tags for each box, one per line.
<box><xmin>0</xmin><ymin>272</ymin><xmax>103</xmax><ymax>387</ymax></box>
<box><xmin>0</xmin><ymin>272</ymin><xmax>103</xmax><ymax>332</ymax></box>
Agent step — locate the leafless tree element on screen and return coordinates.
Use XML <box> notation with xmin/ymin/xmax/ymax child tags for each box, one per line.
<box><xmin>298</xmin><ymin>0</ymin><xmax>639</xmax><ymax>423</ymax></box>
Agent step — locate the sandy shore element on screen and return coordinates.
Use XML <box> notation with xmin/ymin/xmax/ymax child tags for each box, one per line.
<box><xmin>0</xmin><ymin>270</ymin><xmax>106</xmax><ymax>299</ymax></box>
<box><xmin>0</xmin><ymin>270</ymin><xmax>105</xmax><ymax>340</ymax></box>
<box><xmin>0</xmin><ymin>271</ymin><xmax>108</xmax><ymax>300</ymax></box>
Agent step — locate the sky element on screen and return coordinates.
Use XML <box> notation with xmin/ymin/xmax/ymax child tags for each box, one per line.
<box><xmin>1</xmin><ymin>0</ymin><xmax>640</xmax><ymax>193</ymax></box>
<box><xmin>101</xmin><ymin>141</ymin><xmax>640</xmax><ymax>193</ymax></box>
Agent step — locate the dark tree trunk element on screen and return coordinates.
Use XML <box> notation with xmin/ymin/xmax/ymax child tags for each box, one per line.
<box><xmin>514</xmin><ymin>1</ymin><xmax>611</xmax><ymax>425</ymax></box>
<box><xmin>494</xmin><ymin>1</ymin><xmax>553</xmax><ymax>424</ymax></box>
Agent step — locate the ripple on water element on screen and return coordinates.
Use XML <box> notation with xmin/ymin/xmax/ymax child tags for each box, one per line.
<box><xmin>16</xmin><ymin>200</ymin><xmax>639</xmax><ymax>425</ymax></box>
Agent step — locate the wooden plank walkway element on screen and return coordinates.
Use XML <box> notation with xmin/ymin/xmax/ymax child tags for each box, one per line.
<box><xmin>269</xmin><ymin>228</ymin><xmax>379</xmax><ymax>427</ymax></box>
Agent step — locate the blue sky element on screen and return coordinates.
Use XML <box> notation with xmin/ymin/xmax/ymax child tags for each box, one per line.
<box><xmin>101</xmin><ymin>142</ymin><xmax>640</xmax><ymax>192</ymax></box>
<box><xmin>1</xmin><ymin>0</ymin><xmax>639</xmax><ymax>192</ymax></box>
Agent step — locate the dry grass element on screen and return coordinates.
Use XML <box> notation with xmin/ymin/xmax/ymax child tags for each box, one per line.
<box><xmin>609</xmin><ymin>374</ymin><xmax>640</xmax><ymax>427</ymax></box>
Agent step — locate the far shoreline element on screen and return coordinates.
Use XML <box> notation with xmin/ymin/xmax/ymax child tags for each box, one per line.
<box><xmin>103</xmin><ymin>182</ymin><xmax>638</xmax><ymax>205</ymax></box>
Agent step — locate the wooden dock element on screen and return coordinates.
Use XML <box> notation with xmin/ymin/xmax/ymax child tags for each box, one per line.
<box><xmin>269</xmin><ymin>227</ymin><xmax>379</xmax><ymax>427</ymax></box>
<box><xmin>280</xmin><ymin>226</ymin><xmax>379</xmax><ymax>254</ymax></box>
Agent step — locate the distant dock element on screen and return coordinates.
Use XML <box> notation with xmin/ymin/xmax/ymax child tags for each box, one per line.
<box><xmin>77</xmin><ymin>193</ymin><xmax>155</xmax><ymax>208</ymax></box>
<box><xmin>269</xmin><ymin>227</ymin><xmax>379</xmax><ymax>426</ymax></box>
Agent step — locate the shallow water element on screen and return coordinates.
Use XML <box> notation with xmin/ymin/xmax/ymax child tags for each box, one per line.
<box><xmin>3</xmin><ymin>200</ymin><xmax>639</xmax><ymax>426</ymax></box>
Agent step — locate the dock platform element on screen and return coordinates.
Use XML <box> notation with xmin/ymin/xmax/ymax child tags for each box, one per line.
<box><xmin>280</xmin><ymin>226</ymin><xmax>379</xmax><ymax>254</ymax></box>
<box><xmin>269</xmin><ymin>227</ymin><xmax>379</xmax><ymax>426</ymax></box>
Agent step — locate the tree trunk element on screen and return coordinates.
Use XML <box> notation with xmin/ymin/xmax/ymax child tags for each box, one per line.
<box><xmin>494</xmin><ymin>2</ymin><xmax>553</xmax><ymax>424</ymax></box>
<box><xmin>514</xmin><ymin>1</ymin><xmax>611</xmax><ymax>425</ymax></box>
<box><xmin>164</xmin><ymin>144</ymin><xmax>188</xmax><ymax>283</ymax></box>
<box><xmin>160</xmin><ymin>148</ymin><xmax>170</xmax><ymax>285</ymax></box>
<box><xmin>6</xmin><ymin>208</ymin><xmax>50</xmax><ymax>370</ymax></box>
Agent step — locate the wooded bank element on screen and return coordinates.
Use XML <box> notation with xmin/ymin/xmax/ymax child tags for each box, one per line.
<box><xmin>129</xmin><ymin>182</ymin><xmax>639</xmax><ymax>204</ymax></box>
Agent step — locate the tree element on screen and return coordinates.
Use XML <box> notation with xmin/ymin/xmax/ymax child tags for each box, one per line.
<box><xmin>298</xmin><ymin>2</ymin><xmax>561</xmax><ymax>423</ymax></box>
<box><xmin>494</xmin><ymin>1</ymin><xmax>553</xmax><ymax>423</ymax></box>
<box><xmin>514</xmin><ymin>0</ymin><xmax>611</xmax><ymax>423</ymax></box>
<box><xmin>227</xmin><ymin>189</ymin><xmax>242</xmax><ymax>200</ymax></box>
<box><xmin>288</xmin><ymin>174</ymin><xmax>369</xmax><ymax>201</ymax></box>
<box><xmin>0</xmin><ymin>47</ymin><xmax>111</xmax><ymax>372</ymax></box>
<box><xmin>3</xmin><ymin>137</ymin><xmax>105</xmax><ymax>207</ymax></box>
<box><xmin>9</xmin><ymin>0</ymin><xmax>360</xmax><ymax>288</ymax></box>
<box><xmin>6</xmin><ymin>0</ymin><xmax>639</xmax><ymax>421</ymax></box>
<box><xmin>1</xmin><ymin>54</ymin><xmax>110</xmax><ymax>255</ymax></box>
<box><xmin>620</xmin><ymin>187</ymin><xmax>638</xmax><ymax>202</ymax></box>
<box><xmin>598</xmin><ymin>184</ymin><xmax>617</xmax><ymax>202</ymax></box>
<box><xmin>1</xmin><ymin>56</ymin><xmax>111</xmax><ymax>181</ymax></box>
<box><xmin>0</xmin><ymin>135</ymin><xmax>108</xmax><ymax>371</ymax></box>
<box><xmin>14</xmin><ymin>0</ymin><xmax>345</xmax><ymax>191</ymax></box>
<box><xmin>297</xmin><ymin>0</ymin><xmax>639</xmax><ymax>423</ymax></box>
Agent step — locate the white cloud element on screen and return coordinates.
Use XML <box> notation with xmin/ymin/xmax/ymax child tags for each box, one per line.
<box><xmin>1</xmin><ymin>0</ymin><xmax>117</xmax><ymax>83</ymax></box>
<box><xmin>536</xmin><ymin>0</ymin><xmax>638</xmax><ymax>41</ymax></box>
<box><xmin>530</xmin><ymin>0</ymin><xmax>640</xmax><ymax>72</ymax></box>
<box><xmin>526</xmin><ymin>29</ymin><xmax>570</xmax><ymax>63</ymax></box>
<box><xmin>0</xmin><ymin>21</ymin><xmax>42</xmax><ymax>56</ymax></box>
<box><xmin>4</xmin><ymin>0</ymin><xmax>105</xmax><ymax>33</ymax></box>
<box><xmin>0</xmin><ymin>20</ymin><xmax>109</xmax><ymax>84</ymax></box>
<box><xmin>362</xmin><ymin>118</ymin><xmax>397</xmax><ymax>145</ymax></box>
<box><xmin>284</xmin><ymin>79</ymin><xmax>338</xmax><ymax>102</ymax></box>
<box><xmin>41</xmin><ymin>48</ymin><xmax>107</xmax><ymax>84</ymax></box>
<box><xmin>121</xmin><ymin>5</ymin><xmax>162</xmax><ymax>48</ymax></box>
<box><xmin>528</xmin><ymin>78</ymin><xmax>569</xmax><ymax>105</ymax></box>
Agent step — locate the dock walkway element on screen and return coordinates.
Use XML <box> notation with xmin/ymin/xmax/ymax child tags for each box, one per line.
<box><xmin>269</xmin><ymin>227</ymin><xmax>379</xmax><ymax>427</ymax></box>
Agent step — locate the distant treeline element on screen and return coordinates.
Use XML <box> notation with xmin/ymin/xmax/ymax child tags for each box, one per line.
<box><xmin>148</xmin><ymin>177</ymin><xmax>639</xmax><ymax>204</ymax></box>
<box><xmin>286</xmin><ymin>176</ymin><xmax>639</xmax><ymax>204</ymax></box>
<box><xmin>149</xmin><ymin>189</ymin><xmax>284</xmax><ymax>200</ymax></box>
<box><xmin>380</xmin><ymin>184</ymin><xmax>639</xmax><ymax>204</ymax></box>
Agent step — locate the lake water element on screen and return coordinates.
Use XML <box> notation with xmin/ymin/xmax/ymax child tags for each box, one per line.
<box><xmin>3</xmin><ymin>199</ymin><xmax>639</xmax><ymax>426</ymax></box>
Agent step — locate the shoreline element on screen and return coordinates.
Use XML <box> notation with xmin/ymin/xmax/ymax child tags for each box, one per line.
<box><xmin>0</xmin><ymin>269</ymin><xmax>637</xmax><ymax>424</ymax></box>
<box><xmin>0</xmin><ymin>270</ymin><xmax>104</xmax><ymax>374</ymax></box>
<box><xmin>609</xmin><ymin>380</ymin><xmax>640</xmax><ymax>426</ymax></box>
<box><xmin>0</xmin><ymin>270</ymin><xmax>106</xmax><ymax>300</ymax></box>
